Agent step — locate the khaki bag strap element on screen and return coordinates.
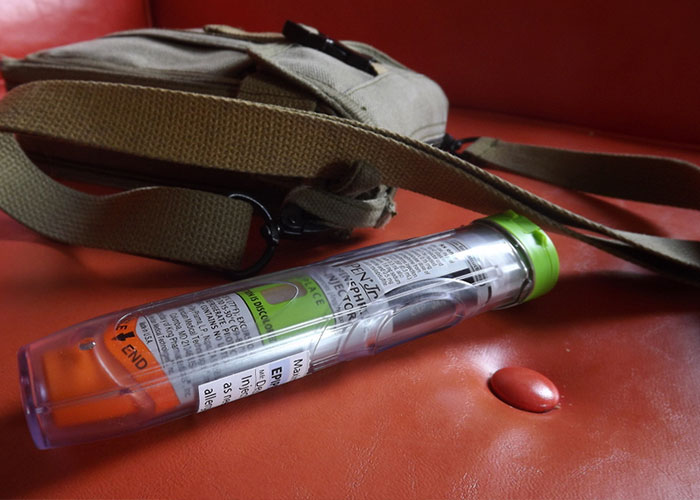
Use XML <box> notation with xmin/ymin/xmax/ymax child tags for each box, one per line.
<box><xmin>464</xmin><ymin>137</ymin><xmax>700</xmax><ymax>209</ymax></box>
<box><xmin>0</xmin><ymin>133</ymin><xmax>254</xmax><ymax>269</ymax></box>
<box><xmin>0</xmin><ymin>80</ymin><xmax>699</xmax><ymax>284</ymax></box>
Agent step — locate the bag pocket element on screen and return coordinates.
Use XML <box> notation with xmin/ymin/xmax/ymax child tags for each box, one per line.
<box><xmin>1</xmin><ymin>28</ymin><xmax>256</xmax><ymax>96</ymax></box>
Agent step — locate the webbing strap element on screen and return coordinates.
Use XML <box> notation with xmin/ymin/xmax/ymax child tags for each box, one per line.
<box><xmin>465</xmin><ymin>137</ymin><xmax>700</xmax><ymax>209</ymax></box>
<box><xmin>0</xmin><ymin>80</ymin><xmax>698</xmax><ymax>283</ymax></box>
<box><xmin>0</xmin><ymin>132</ymin><xmax>253</xmax><ymax>269</ymax></box>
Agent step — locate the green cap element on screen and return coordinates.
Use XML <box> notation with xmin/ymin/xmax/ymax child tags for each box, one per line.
<box><xmin>483</xmin><ymin>211</ymin><xmax>559</xmax><ymax>301</ymax></box>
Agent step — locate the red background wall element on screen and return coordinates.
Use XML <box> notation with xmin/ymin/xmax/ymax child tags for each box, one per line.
<box><xmin>151</xmin><ymin>0</ymin><xmax>700</xmax><ymax>145</ymax></box>
<box><xmin>0</xmin><ymin>0</ymin><xmax>151</xmax><ymax>57</ymax></box>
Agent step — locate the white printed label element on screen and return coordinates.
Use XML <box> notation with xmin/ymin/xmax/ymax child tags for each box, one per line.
<box><xmin>197</xmin><ymin>351</ymin><xmax>310</xmax><ymax>412</ymax></box>
<box><xmin>311</xmin><ymin>237</ymin><xmax>487</xmax><ymax>324</ymax></box>
<box><xmin>135</xmin><ymin>293</ymin><xmax>263</xmax><ymax>403</ymax></box>
<box><xmin>352</xmin><ymin>238</ymin><xmax>474</xmax><ymax>289</ymax></box>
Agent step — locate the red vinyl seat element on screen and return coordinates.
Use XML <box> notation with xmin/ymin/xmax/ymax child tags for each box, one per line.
<box><xmin>1</xmin><ymin>1</ymin><xmax>699</xmax><ymax>498</ymax></box>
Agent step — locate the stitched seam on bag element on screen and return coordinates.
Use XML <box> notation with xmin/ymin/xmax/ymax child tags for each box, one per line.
<box><xmin>237</xmin><ymin>90</ymin><xmax>315</xmax><ymax>102</ymax></box>
<box><xmin>342</xmin><ymin>41</ymin><xmax>407</xmax><ymax>69</ymax></box>
<box><xmin>407</xmin><ymin>121</ymin><xmax>448</xmax><ymax>139</ymax></box>
<box><xmin>345</xmin><ymin>72</ymin><xmax>389</xmax><ymax>96</ymax></box>
<box><xmin>8</xmin><ymin>62</ymin><xmax>242</xmax><ymax>95</ymax></box>
<box><xmin>22</xmin><ymin>54</ymin><xmax>246</xmax><ymax>84</ymax></box>
<box><xmin>106</xmin><ymin>28</ymin><xmax>252</xmax><ymax>53</ymax></box>
<box><xmin>254</xmin><ymin>45</ymin><xmax>370</xmax><ymax>122</ymax></box>
<box><xmin>276</xmin><ymin>67</ymin><xmax>373</xmax><ymax>121</ymax></box>
<box><xmin>345</xmin><ymin>69</ymin><xmax>433</xmax><ymax>97</ymax></box>
<box><xmin>265</xmin><ymin>44</ymin><xmax>372</xmax><ymax>97</ymax></box>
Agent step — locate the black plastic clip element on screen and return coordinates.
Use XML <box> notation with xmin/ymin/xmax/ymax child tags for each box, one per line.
<box><xmin>282</xmin><ymin>20</ymin><xmax>378</xmax><ymax>76</ymax></box>
<box><xmin>438</xmin><ymin>134</ymin><xmax>480</xmax><ymax>157</ymax></box>
<box><xmin>226</xmin><ymin>193</ymin><xmax>333</xmax><ymax>279</ymax></box>
<box><xmin>277</xmin><ymin>203</ymin><xmax>334</xmax><ymax>238</ymax></box>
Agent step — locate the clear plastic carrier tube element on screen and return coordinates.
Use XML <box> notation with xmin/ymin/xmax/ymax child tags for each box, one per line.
<box><xmin>18</xmin><ymin>211</ymin><xmax>559</xmax><ymax>449</ymax></box>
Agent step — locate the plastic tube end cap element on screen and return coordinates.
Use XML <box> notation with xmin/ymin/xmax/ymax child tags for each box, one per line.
<box><xmin>485</xmin><ymin>211</ymin><xmax>559</xmax><ymax>301</ymax></box>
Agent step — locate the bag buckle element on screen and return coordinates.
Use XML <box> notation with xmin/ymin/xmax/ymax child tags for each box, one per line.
<box><xmin>226</xmin><ymin>193</ymin><xmax>334</xmax><ymax>278</ymax></box>
<box><xmin>282</xmin><ymin>20</ymin><xmax>379</xmax><ymax>76</ymax></box>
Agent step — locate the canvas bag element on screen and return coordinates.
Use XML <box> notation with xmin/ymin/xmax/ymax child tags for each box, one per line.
<box><xmin>0</xmin><ymin>22</ymin><xmax>448</xmax><ymax>237</ymax></box>
<box><xmin>0</xmin><ymin>22</ymin><xmax>699</xmax><ymax>283</ymax></box>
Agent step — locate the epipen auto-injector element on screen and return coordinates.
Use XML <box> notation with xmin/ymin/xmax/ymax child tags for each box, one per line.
<box><xmin>18</xmin><ymin>211</ymin><xmax>559</xmax><ymax>449</ymax></box>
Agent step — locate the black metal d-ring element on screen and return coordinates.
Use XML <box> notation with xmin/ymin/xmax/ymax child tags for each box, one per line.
<box><xmin>226</xmin><ymin>193</ymin><xmax>280</xmax><ymax>279</ymax></box>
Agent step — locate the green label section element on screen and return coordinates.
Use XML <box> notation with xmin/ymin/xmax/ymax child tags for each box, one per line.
<box><xmin>238</xmin><ymin>276</ymin><xmax>334</xmax><ymax>344</ymax></box>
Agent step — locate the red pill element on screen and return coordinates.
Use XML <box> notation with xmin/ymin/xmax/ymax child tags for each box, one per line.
<box><xmin>489</xmin><ymin>367</ymin><xmax>560</xmax><ymax>413</ymax></box>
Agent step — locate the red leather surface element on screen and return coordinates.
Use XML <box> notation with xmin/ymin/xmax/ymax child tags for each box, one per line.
<box><xmin>2</xmin><ymin>2</ymin><xmax>700</xmax><ymax>499</ymax></box>
<box><xmin>1</xmin><ymin>109</ymin><xmax>699</xmax><ymax>498</ymax></box>
<box><xmin>151</xmin><ymin>0</ymin><xmax>700</xmax><ymax>145</ymax></box>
